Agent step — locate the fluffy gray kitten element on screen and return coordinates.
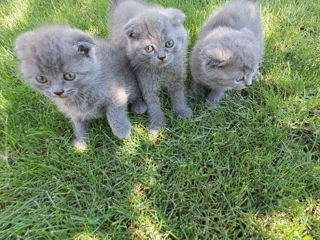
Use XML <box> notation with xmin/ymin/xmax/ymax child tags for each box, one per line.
<box><xmin>190</xmin><ymin>0</ymin><xmax>264</xmax><ymax>108</ymax></box>
<box><xmin>109</xmin><ymin>0</ymin><xmax>192</xmax><ymax>134</ymax></box>
<box><xmin>15</xmin><ymin>25</ymin><xmax>146</xmax><ymax>149</ymax></box>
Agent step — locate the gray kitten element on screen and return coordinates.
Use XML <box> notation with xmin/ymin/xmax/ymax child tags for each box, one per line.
<box><xmin>15</xmin><ymin>25</ymin><xmax>146</xmax><ymax>149</ymax></box>
<box><xmin>190</xmin><ymin>0</ymin><xmax>264</xmax><ymax>108</ymax></box>
<box><xmin>109</xmin><ymin>0</ymin><xmax>192</xmax><ymax>134</ymax></box>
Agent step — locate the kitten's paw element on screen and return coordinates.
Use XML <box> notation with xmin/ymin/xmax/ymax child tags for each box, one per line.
<box><xmin>112</xmin><ymin>121</ymin><xmax>132</xmax><ymax>139</ymax></box>
<box><xmin>205</xmin><ymin>90</ymin><xmax>225</xmax><ymax>108</ymax></box>
<box><xmin>175</xmin><ymin>106</ymin><xmax>193</xmax><ymax>119</ymax></box>
<box><xmin>188</xmin><ymin>88</ymin><xmax>201</xmax><ymax>98</ymax></box>
<box><xmin>189</xmin><ymin>81</ymin><xmax>201</xmax><ymax>98</ymax></box>
<box><xmin>149</xmin><ymin>114</ymin><xmax>166</xmax><ymax>135</ymax></box>
<box><xmin>131</xmin><ymin>100</ymin><xmax>147</xmax><ymax>114</ymax></box>
<box><xmin>149</xmin><ymin>126</ymin><xmax>161</xmax><ymax>136</ymax></box>
<box><xmin>205</xmin><ymin>99</ymin><xmax>220</xmax><ymax>110</ymax></box>
<box><xmin>73</xmin><ymin>139</ymin><xmax>88</xmax><ymax>151</ymax></box>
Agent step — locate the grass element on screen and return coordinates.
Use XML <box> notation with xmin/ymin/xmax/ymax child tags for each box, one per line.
<box><xmin>0</xmin><ymin>0</ymin><xmax>319</xmax><ymax>239</ymax></box>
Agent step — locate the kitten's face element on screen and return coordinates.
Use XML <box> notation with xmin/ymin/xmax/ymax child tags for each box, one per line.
<box><xmin>124</xmin><ymin>9</ymin><xmax>187</xmax><ymax>69</ymax></box>
<box><xmin>200</xmin><ymin>43</ymin><xmax>256</xmax><ymax>90</ymax></box>
<box><xmin>15</xmin><ymin>26</ymin><xmax>97</xmax><ymax>98</ymax></box>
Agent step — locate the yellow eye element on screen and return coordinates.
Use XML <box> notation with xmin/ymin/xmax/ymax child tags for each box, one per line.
<box><xmin>63</xmin><ymin>73</ymin><xmax>76</xmax><ymax>81</ymax></box>
<box><xmin>145</xmin><ymin>45</ymin><xmax>154</xmax><ymax>53</ymax></box>
<box><xmin>165</xmin><ymin>40</ymin><xmax>174</xmax><ymax>48</ymax></box>
<box><xmin>35</xmin><ymin>75</ymin><xmax>48</xmax><ymax>83</ymax></box>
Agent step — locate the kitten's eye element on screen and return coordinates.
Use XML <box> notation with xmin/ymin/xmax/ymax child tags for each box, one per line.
<box><xmin>63</xmin><ymin>73</ymin><xmax>76</xmax><ymax>81</ymax></box>
<box><xmin>165</xmin><ymin>40</ymin><xmax>174</xmax><ymax>48</ymax></box>
<box><xmin>35</xmin><ymin>75</ymin><xmax>48</xmax><ymax>83</ymax></box>
<box><xmin>145</xmin><ymin>45</ymin><xmax>154</xmax><ymax>53</ymax></box>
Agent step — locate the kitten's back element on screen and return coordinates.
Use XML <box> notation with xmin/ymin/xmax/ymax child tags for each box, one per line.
<box><xmin>199</xmin><ymin>0</ymin><xmax>261</xmax><ymax>40</ymax></box>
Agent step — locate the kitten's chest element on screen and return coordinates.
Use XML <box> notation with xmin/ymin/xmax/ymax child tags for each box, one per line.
<box><xmin>139</xmin><ymin>65</ymin><xmax>182</xmax><ymax>86</ymax></box>
<box><xmin>53</xmin><ymin>97</ymin><xmax>104</xmax><ymax>121</ymax></box>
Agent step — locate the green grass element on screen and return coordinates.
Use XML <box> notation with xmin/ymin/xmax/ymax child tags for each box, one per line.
<box><xmin>0</xmin><ymin>0</ymin><xmax>320</xmax><ymax>239</ymax></box>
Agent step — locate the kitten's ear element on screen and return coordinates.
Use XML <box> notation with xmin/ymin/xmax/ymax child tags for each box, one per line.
<box><xmin>202</xmin><ymin>47</ymin><xmax>233</xmax><ymax>67</ymax></box>
<box><xmin>124</xmin><ymin>20</ymin><xmax>139</xmax><ymax>39</ymax></box>
<box><xmin>74</xmin><ymin>41</ymin><xmax>96</xmax><ymax>58</ymax></box>
<box><xmin>71</xmin><ymin>31</ymin><xmax>96</xmax><ymax>57</ymax></box>
<box><xmin>164</xmin><ymin>8</ymin><xmax>186</xmax><ymax>25</ymax></box>
<box><xmin>206</xmin><ymin>58</ymin><xmax>227</xmax><ymax>68</ymax></box>
<box><xmin>14</xmin><ymin>31</ymin><xmax>35</xmax><ymax>58</ymax></box>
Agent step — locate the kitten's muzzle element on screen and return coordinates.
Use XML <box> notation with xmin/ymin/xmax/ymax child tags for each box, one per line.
<box><xmin>157</xmin><ymin>48</ymin><xmax>167</xmax><ymax>62</ymax></box>
<box><xmin>157</xmin><ymin>55</ymin><xmax>169</xmax><ymax>66</ymax></box>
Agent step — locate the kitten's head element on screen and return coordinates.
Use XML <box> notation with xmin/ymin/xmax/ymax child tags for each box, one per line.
<box><xmin>124</xmin><ymin>8</ymin><xmax>187</xmax><ymax>68</ymax></box>
<box><xmin>199</xmin><ymin>29</ymin><xmax>259</xmax><ymax>90</ymax></box>
<box><xmin>15</xmin><ymin>25</ymin><xmax>97</xmax><ymax>98</ymax></box>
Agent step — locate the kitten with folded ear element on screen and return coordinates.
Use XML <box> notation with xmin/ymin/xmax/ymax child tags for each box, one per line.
<box><xmin>190</xmin><ymin>0</ymin><xmax>264</xmax><ymax>108</ymax></box>
<box><xmin>109</xmin><ymin>0</ymin><xmax>192</xmax><ymax>135</ymax></box>
<box><xmin>15</xmin><ymin>25</ymin><xmax>147</xmax><ymax>149</ymax></box>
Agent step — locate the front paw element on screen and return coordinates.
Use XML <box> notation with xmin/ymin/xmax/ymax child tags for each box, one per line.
<box><xmin>112</xmin><ymin>121</ymin><xmax>132</xmax><ymax>139</ymax></box>
<box><xmin>175</xmin><ymin>106</ymin><xmax>193</xmax><ymax>119</ymax></box>
<box><xmin>131</xmin><ymin>100</ymin><xmax>147</xmax><ymax>114</ymax></box>
<box><xmin>72</xmin><ymin>138</ymin><xmax>88</xmax><ymax>151</ymax></box>
<box><xmin>149</xmin><ymin>113</ymin><xmax>166</xmax><ymax>135</ymax></box>
<box><xmin>205</xmin><ymin>90</ymin><xmax>225</xmax><ymax>109</ymax></box>
<box><xmin>188</xmin><ymin>88</ymin><xmax>201</xmax><ymax>98</ymax></box>
<box><xmin>205</xmin><ymin>99</ymin><xmax>220</xmax><ymax>109</ymax></box>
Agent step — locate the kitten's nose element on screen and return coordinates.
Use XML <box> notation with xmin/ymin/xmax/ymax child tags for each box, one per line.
<box><xmin>54</xmin><ymin>90</ymin><xmax>64</xmax><ymax>96</ymax></box>
<box><xmin>158</xmin><ymin>55</ymin><xmax>166</xmax><ymax>61</ymax></box>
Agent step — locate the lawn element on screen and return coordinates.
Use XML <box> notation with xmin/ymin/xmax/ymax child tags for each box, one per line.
<box><xmin>0</xmin><ymin>0</ymin><xmax>319</xmax><ymax>239</ymax></box>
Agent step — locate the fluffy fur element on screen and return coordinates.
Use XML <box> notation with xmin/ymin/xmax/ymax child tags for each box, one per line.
<box><xmin>15</xmin><ymin>25</ymin><xmax>146</xmax><ymax>149</ymax></box>
<box><xmin>109</xmin><ymin>0</ymin><xmax>192</xmax><ymax>134</ymax></box>
<box><xmin>190</xmin><ymin>0</ymin><xmax>264</xmax><ymax>108</ymax></box>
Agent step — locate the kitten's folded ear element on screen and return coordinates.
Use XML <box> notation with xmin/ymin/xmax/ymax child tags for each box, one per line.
<box><xmin>73</xmin><ymin>35</ymin><xmax>96</xmax><ymax>58</ymax></box>
<box><xmin>201</xmin><ymin>47</ymin><xmax>233</xmax><ymax>67</ymax></box>
<box><xmin>76</xmin><ymin>42</ymin><xmax>95</xmax><ymax>55</ymax></box>
<box><xmin>124</xmin><ymin>19</ymin><xmax>139</xmax><ymax>39</ymax></box>
<box><xmin>206</xmin><ymin>57</ymin><xmax>227</xmax><ymax>68</ymax></box>
<box><xmin>14</xmin><ymin>31</ymin><xmax>35</xmax><ymax>58</ymax></box>
<box><xmin>164</xmin><ymin>8</ymin><xmax>186</xmax><ymax>25</ymax></box>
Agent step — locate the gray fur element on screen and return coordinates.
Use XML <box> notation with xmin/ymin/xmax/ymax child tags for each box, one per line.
<box><xmin>15</xmin><ymin>25</ymin><xmax>146</xmax><ymax>148</ymax></box>
<box><xmin>190</xmin><ymin>0</ymin><xmax>264</xmax><ymax>108</ymax></box>
<box><xmin>109</xmin><ymin>0</ymin><xmax>192</xmax><ymax>134</ymax></box>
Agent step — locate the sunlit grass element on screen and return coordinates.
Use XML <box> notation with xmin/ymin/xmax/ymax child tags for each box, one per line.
<box><xmin>128</xmin><ymin>183</ymin><xmax>169</xmax><ymax>240</ymax></box>
<box><xmin>73</xmin><ymin>232</ymin><xmax>101</xmax><ymax>240</ymax></box>
<box><xmin>252</xmin><ymin>200</ymin><xmax>320</xmax><ymax>239</ymax></box>
<box><xmin>0</xmin><ymin>0</ymin><xmax>31</xmax><ymax>30</ymax></box>
<box><xmin>0</xmin><ymin>0</ymin><xmax>319</xmax><ymax>239</ymax></box>
<box><xmin>0</xmin><ymin>92</ymin><xmax>8</xmax><ymax>111</ymax></box>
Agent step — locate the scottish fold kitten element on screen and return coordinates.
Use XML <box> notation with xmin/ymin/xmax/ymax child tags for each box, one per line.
<box><xmin>15</xmin><ymin>25</ymin><xmax>146</xmax><ymax>149</ymax></box>
<box><xmin>109</xmin><ymin>0</ymin><xmax>192</xmax><ymax>134</ymax></box>
<box><xmin>190</xmin><ymin>0</ymin><xmax>264</xmax><ymax>108</ymax></box>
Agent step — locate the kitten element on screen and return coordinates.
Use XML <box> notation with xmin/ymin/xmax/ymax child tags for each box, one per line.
<box><xmin>190</xmin><ymin>0</ymin><xmax>264</xmax><ymax>108</ymax></box>
<box><xmin>15</xmin><ymin>25</ymin><xmax>146</xmax><ymax>149</ymax></box>
<box><xmin>109</xmin><ymin>0</ymin><xmax>192</xmax><ymax>134</ymax></box>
